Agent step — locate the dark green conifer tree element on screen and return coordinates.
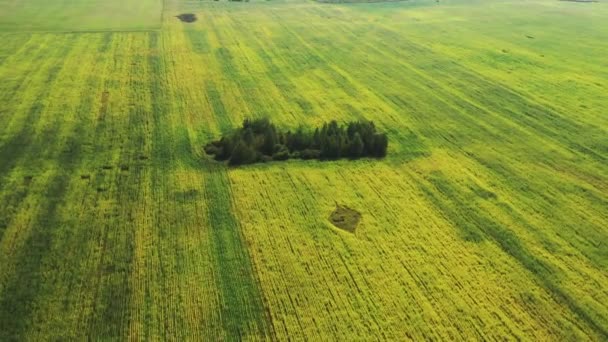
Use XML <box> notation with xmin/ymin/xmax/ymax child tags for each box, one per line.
<box><xmin>350</xmin><ymin>132</ymin><xmax>364</xmax><ymax>158</ymax></box>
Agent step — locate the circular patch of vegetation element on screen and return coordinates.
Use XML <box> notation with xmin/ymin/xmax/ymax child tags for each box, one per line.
<box><xmin>329</xmin><ymin>204</ymin><xmax>361</xmax><ymax>233</ymax></box>
<box><xmin>176</xmin><ymin>13</ymin><xmax>197</xmax><ymax>23</ymax></box>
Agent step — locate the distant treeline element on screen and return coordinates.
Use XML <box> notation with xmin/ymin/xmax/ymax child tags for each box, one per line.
<box><xmin>317</xmin><ymin>0</ymin><xmax>407</xmax><ymax>3</ymax></box>
<box><xmin>204</xmin><ymin>118</ymin><xmax>388</xmax><ymax>166</ymax></box>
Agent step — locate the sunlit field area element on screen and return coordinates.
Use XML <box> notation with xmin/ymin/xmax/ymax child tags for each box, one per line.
<box><xmin>0</xmin><ymin>0</ymin><xmax>606</xmax><ymax>339</ymax></box>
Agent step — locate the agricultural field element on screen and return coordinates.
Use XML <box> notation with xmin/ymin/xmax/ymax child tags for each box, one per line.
<box><xmin>0</xmin><ymin>0</ymin><xmax>162</xmax><ymax>31</ymax></box>
<box><xmin>0</xmin><ymin>0</ymin><xmax>607</xmax><ymax>339</ymax></box>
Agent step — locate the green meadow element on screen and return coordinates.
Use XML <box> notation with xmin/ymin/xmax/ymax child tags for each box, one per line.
<box><xmin>0</xmin><ymin>0</ymin><xmax>606</xmax><ymax>339</ymax></box>
<box><xmin>0</xmin><ymin>0</ymin><xmax>162</xmax><ymax>31</ymax></box>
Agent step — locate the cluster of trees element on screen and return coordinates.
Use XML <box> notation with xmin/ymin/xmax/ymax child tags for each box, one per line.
<box><xmin>204</xmin><ymin>118</ymin><xmax>388</xmax><ymax>166</ymax></box>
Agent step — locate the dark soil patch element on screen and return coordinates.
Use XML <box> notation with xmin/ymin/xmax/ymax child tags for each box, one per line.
<box><xmin>176</xmin><ymin>13</ymin><xmax>197</xmax><ymax>23</ymax></box>
<box><xmin>329</xmin><ymin>204</ymin><xmax>361</xmax><ymax>233</ymax></box>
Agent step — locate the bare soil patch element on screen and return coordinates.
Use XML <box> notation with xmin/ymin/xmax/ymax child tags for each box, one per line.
<box><xmin>329</xmin><ymin>204</ymin><xmax>361</xmax><ymax>233</ymax></box>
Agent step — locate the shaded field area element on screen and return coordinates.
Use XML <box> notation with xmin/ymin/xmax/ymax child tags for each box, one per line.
<box><xmin>0</xmin><ymin>0</ymin><xmax>607</xmax><ymax>339</ymax></box>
